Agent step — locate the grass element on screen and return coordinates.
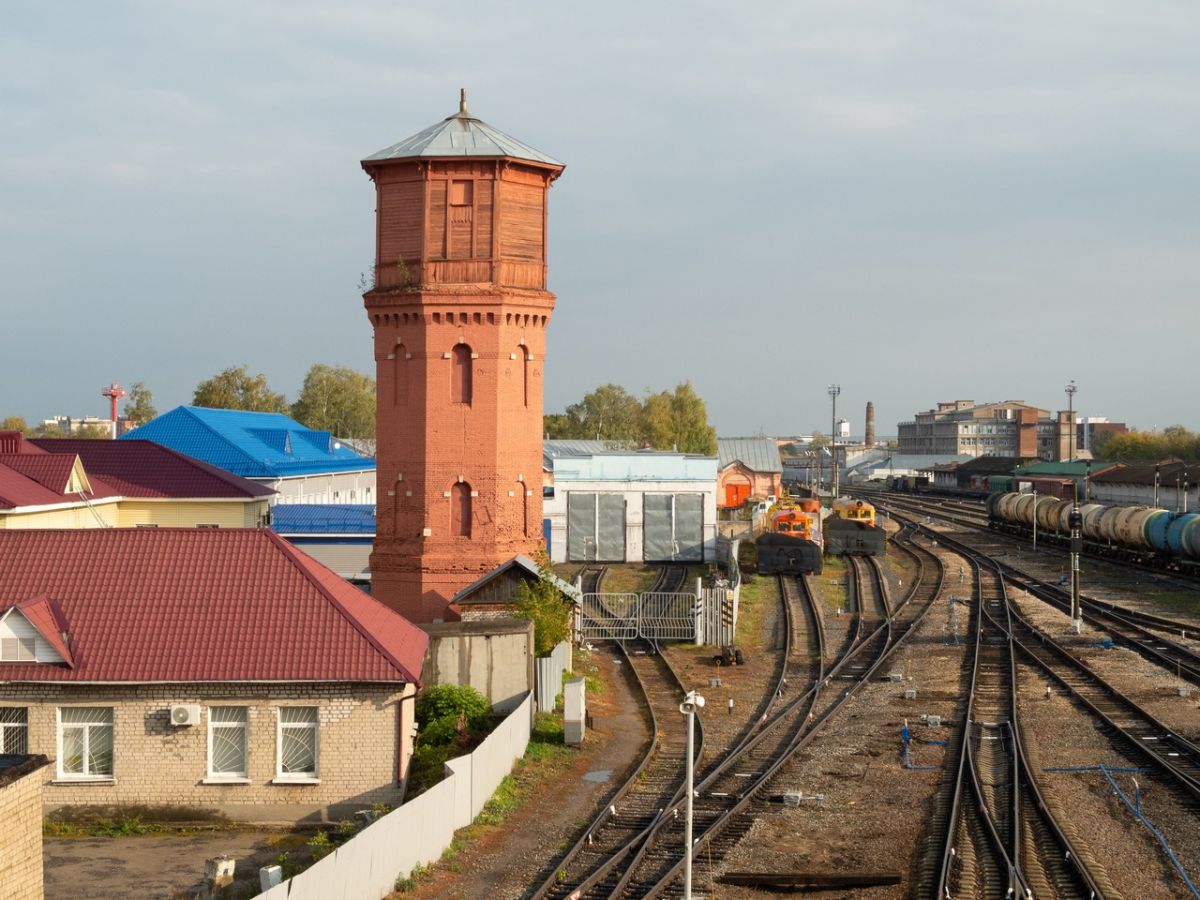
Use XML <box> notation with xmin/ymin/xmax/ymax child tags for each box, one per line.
<box><xmin>570</xmin><ymin>650</ymin><xmax>605</xmax><ymax>696</ymax></box>
<box><xmin>601</xmin><ymin>565</ymin><xmax>660</xmax><ymax>594</ymax></box>
<box><xmin>43</xmin><ymin>815</ymin><xmax>171</xmax><ymax>838</ymax></box>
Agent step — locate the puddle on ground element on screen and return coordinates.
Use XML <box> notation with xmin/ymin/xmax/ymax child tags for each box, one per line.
<box><xmin>583</xmin><ymin>769</ymin><xmax>613</xmax><ymax>783</ymax></box>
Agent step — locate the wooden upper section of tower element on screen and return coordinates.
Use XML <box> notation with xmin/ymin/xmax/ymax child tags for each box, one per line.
<box><xmin>361</xmin><ymin>91</ymin><xmax>565</xmax><ymax>293</ymax></box>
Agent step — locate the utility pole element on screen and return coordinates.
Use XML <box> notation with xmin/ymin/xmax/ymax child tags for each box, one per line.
<box><xmin>828</xmin><ymin>384</ymin><xmax>841</xmax><ymax>500</ymax></box>
<box><xmin>1069</xmin><ymin>482</ymin><xmax>1083</xmax><ymax>634</ymax></box>
<box><xmin>1065</xmin><ymin>380</ymin><xmax>1077</xmax><ymax>463</ymax></box>
<box><xmin>1155</xmin><ymin>463</ymin><xmax>1161</xmax><ymax>509</ymax></box>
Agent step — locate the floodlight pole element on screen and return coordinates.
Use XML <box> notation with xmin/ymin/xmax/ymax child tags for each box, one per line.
<box><xmin>680</xmin><ymin>689</ymin><xmax>704</xmax><ymax>899</ymax></box>
<box><xmin>1065</xmin><ymin>380</ymin><xmax>1077</xmax><ymax>463</ymax></box>
<box><xmin>829</xmin><ymin>384</ymin><xmax>841</xmax><ymax>499</ymax></box>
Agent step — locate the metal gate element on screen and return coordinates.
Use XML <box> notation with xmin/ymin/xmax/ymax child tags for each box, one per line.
<box><xmin>579</xmin><ymin>592</ymin><xmax>638</xmax><ymax>640</ymax></box>
<box><xmin>644</xmin><ymin>493</ymin><xmax>704</xmax><ymax>562</ymax></box>
<box><xmin>567</xmin><ymin>493</ymin><xmax>626</xmax><ymax>562</ymax></box>
<box><xmin>578</xmin><ymin>591</ymin><xmax>698</xmax><ymax>642</ymax></box>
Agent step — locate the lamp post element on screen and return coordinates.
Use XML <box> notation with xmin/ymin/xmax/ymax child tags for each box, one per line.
<box><xmin>679</xmin><ymin>690</ymin><xmax>705</xmax><ymax>899</ymax></box>
<box><xmin>829</xmin><ymin>384</ymin><xmax>841</xmax><ymax>499</ymax></box>
<box><xmin>1065</xmin><ymin>380</ymin><xmax>1077</xmax><ymax>463</ymax></box>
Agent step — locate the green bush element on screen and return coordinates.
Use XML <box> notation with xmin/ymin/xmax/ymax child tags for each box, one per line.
<box><xmin>416</xmin><ymin>684</ymin><xmax>491</xmax><ymax>731</ymax></box>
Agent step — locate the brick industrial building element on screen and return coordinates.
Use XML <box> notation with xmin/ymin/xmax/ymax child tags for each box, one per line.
<box><xmin>897</xmin><ymin>400</ymin><xmax>1076</xmax><ymax>461</ymax></box>
<box><xmin>362</xmin><ymin>93</ymin><xmax>565</xmax><ymax>622</ymax></box>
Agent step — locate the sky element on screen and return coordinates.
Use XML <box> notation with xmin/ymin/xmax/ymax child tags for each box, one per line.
<box><xmin>2</xmin><ymin>1</ymin><xmax>1198</xmax><ymax>438</ymax></box>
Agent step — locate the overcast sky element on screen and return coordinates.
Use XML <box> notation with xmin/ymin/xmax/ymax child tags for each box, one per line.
<box><xmin>3</xmin><ymin>1</ymin><xmax>1197</xmax><ymax>438</ymax></box>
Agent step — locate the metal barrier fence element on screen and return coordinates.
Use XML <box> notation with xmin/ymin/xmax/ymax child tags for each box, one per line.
<box><xmin>534</xmin><ymin>641</ymin><xmax>571</xmax><ymax>714</ymax></box>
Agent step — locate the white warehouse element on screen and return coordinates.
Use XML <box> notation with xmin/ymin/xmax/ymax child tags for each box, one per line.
<box><xmin>542</xmin><ymin>443</ymin><xmax>718</xmax><ymax>564</ymax></box>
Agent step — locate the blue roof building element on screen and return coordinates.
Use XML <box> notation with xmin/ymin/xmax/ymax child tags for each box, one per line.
<box><xmin>122</xmin><ymin>407</ymin><xmax>376</xmax><ymax>505</ymax></box>
<box><xmin>271</xmin><ymin>503</ymin><xmax>375</xmax><ymax>583</ymax></box>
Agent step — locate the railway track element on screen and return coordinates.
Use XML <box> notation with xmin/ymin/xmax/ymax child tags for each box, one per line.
<box><xmin>614</xmin><ymin>538</ymin><xmax>946</xmax><ymax>897</ymax></box>
<box><xmin>931</xmin><ymin>543</ymin><xmax>1107</xmax><ymax>898</ymax></box>
<box><xmin>532</xmin><ymin>563</ymin><xmax>782</xmax><ymax>898</ymax></box>
<box><xmin>877</xmin><ymin>497</ymin><xmax>1200</xmax><ymax>690</ymax></box>
<box><xmin>906</xmin><ymin>520</ymin><xmax>1200</xmax><ymax>897</ymax></box>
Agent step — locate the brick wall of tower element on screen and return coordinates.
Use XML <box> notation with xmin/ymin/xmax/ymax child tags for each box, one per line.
<box><xmin>364</xmin><ymin>151</ymin><xmax>562</xmax><ymax>623</ymax></box>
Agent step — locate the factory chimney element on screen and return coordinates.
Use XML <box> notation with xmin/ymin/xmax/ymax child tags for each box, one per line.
<box><xmin>865</xmin><ymin>401</ymin><xmax>876</xmax><ymax>448</ymax></box>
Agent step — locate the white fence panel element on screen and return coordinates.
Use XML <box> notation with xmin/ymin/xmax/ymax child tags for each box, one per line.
<box><xmin>252</xmin><ymin>693</ymin><xmax>532</xmax><ymax>900</ymax></box>
<box><xmin>534</xmin><ymin>641</ymin><xmax>570</xmax><ymax>713</ymax></box>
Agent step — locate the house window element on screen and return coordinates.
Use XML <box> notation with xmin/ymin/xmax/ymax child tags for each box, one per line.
<box><xmin>58</xmin><ymin>707</ymin><xmax>113</xmax><ymax>779</ymax></box>
<box><xmin>0</xmin><ymin>707</ymin><xmax>28</xmax><ymax>754</ymax></box>
<box><xmin>277</xmin><ymin>707</ymin><xmax>318</xmax><ymax>779</ymax></box>
<box><xmin>208</xmin><ymin>707</ymin><xmax>248</xmax><ymax>778</ymax></box>
<box><xmin>451</xmin><ymin>344</ymin><xmax>473</xmax><ymax>405</ymax></box>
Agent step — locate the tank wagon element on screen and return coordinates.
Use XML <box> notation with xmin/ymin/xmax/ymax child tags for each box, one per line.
<box><xmin>987</xmin><ymin>491</ymin><xmax>1200</xmax><ymax>571</ymax></box>
<box><xmin>757</xmin><ymin>497</ymin><xmax>824</xmax><ymax>575</ymax></box>
<box><xmin>825</xmin><ymin>497</ymin><xmax>886</xmax><ymax>556</ymax></box>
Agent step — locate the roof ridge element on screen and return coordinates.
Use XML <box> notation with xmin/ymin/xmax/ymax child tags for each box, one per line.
<box><xmin>265</xmin><ymin>531</ymin><xmax>421</xmax><ymax>681</ymax></box>
<box><xmin>180</xmin><ymin>406</ymin><xmax>267</xmax><ymax>471</ymax></box>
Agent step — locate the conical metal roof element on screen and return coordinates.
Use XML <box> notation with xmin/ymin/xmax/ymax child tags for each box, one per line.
<box><xmin>364</xmin><ymin>90</ymin><xmax>562</xmax><ymax>168</ymax></box>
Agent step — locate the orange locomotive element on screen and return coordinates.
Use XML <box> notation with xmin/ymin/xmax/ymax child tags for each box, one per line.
<box><xmin>756</xmin><ymin>497</ymin><xmax>824</xmax><ymax>575</ymax></box>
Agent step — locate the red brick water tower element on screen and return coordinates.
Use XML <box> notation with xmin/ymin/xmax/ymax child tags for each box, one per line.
<box><xmin>361</xmin><ymin>92</ymin><xmax>565</xmax><ymax>622</ymax></box>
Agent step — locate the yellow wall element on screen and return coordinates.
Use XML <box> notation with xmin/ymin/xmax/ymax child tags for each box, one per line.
<box><xmin>0</xmin><ymin>499</ymin><xmax>269</xmax><ymax>529</ymax></box>
<box><xmin>116</xmin><ymin>500</ymin><xmax>270</xmax><ymax>528</ymax></box>
<box><xmin>0</xmin><ymin>504</ymin><xmax>120</xmax><ymax>529</ymax></box>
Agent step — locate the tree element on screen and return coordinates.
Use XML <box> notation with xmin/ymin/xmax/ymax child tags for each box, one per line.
<box><xmin>543</xmin><ymin>413</ymin><xmax>575</xmax><ymax>439</ymax></box>
<box><xmin>564</xmin><ymin>384</ymin><xmax>643</xmax><ymax>443</ymax></box>
<box><xmin>641</xmin><ymin>381</ymin><xmax>718</xmax><ymax>455</ymax></box>
<box><xmin>808</xmin><ymin>431</ymin><xmax>832</xmax><ymax>451</ymax></box>
<box><xmin>123</xmin><ymin>381</ymin><xmax>157</xmax><ymax>426</ymax></box>
<box><xmin>193</xmin><ymin>365</ymin><xmax>289</xmax><ymax>414</ymax></box>
<box><xmin>1100</xmin><ymin>426</ymin><xmax>1200</xmax><ymax>463</ymax></box>
<box><xmin>515</xmin><ymin>550</ymin><xmax>574</xmax><ymax>656</ymax></box>
<box><xmin>1</xmin><ymin>416</ymin><xmax>27</xmax><ymax>433</ymax></box>
<box><xmin>291</xmin><ymin>364</ymin><xmax>376</xmax><ymax>438</ymax></box>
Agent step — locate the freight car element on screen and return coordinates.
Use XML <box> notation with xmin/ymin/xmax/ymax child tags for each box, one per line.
<box><xmin>825</xmin><ymin>497</ymin><xmax>886</xmax><ymax>556</ymax></box>
<box><xmin>987</xmin><ymin>491</ymin><xmax>1200</xmax><ymax>571</ymax></box>
<box><xmin>757</xmin><ymin>497</ymin><xmax>824</xmax><ymax>575</ymax></box>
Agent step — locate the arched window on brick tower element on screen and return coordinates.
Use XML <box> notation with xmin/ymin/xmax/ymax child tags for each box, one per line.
<box><xmin>451</xmin><ymin>343</ymin><xmax>473</xmax><ymax>405</ymax></box>
<box><xmin>520</xmin><ymin>344</ymin><xmax>530</xmax><ymax>408</ymax></box>
<box><xmin>393</xmin><ymin>344</ymin><xmax>407</xmax><ymax>406</ymax></box>
<box><xmin>450</xmin><ymin>482</ymin><xmax>472</xmax><ymax>537</ymax></box>
<box><xmin>518</xmin><ymin>480</ymin><xmax>529</xmax><ymax>538</ymax></box>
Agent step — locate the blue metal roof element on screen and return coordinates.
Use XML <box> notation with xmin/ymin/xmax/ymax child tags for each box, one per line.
<box><xmin>121</xmin><ymin>407</ymin><xmax>375</xmax><ymax>479</ymax></box>
<box><xmin>271</xmin><ymin>504</ymin><xmax>376</xmax><ymax>535</ymax></box>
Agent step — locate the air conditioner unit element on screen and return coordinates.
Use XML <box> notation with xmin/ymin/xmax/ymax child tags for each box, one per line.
<box><xmin>170</xmin><ymin>704</ymin><xmax>201</xmax><ymax>727</ymax></box>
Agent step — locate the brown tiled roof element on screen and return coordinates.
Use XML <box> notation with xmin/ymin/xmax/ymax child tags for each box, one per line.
<box><xmin>1090</xmin><ymin>460</ymin><xmax>1193</xmax><ymax>485</ymax></box>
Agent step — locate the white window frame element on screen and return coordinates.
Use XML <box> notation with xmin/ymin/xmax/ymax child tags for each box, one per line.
<box><xmin>274</xmin><ymin>706</ymin><xmax>319</xmax><ymax>783</ymax></box>
<box><xmin>205</xmin><ymin>706</ymin><xmax>249</xmax><ymax>783</ymax></box>
<box><xmin>0</xmin><ymin>707</ymin><xmax>28</xmax><ymax>754</ymax></box>
<box><xmin>55</xmin><ymin>707</ymin><xmax>114</xmax><ymax>781</ymax></box>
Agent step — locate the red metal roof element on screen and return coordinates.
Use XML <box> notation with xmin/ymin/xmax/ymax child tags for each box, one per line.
<box><xmin>0</xmin><ymin>529</ymin><xmax>426</xmax><ymax>684</ymax></box>
<box><xmin>30</xmin><ymin>439</ymin><xmax>275</xmax><ymax>500</ymax></box>
<box><xmin>0</xmin><ymin>454</ymin><xmax>80</xmax><ymax>494</ymax></box>
<box><xmin>0</xmin><ymin>466</ymin><xmax>74</xmax><ymax>510</ymax></box>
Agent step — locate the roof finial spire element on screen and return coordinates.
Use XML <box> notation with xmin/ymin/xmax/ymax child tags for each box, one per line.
<box><xmin>459</xmin><ymin>88</ymin><xmax>469</xmax><ymax>117</ymax></box>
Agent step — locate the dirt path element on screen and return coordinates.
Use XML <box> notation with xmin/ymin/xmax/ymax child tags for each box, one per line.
<box><xmin>398</xmin><ymin>648</ymin><xmax>650</xmax><ymax>899</ymax></box>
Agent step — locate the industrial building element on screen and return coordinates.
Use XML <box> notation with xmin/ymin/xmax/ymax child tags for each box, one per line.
<box><xmin>716</xmin><ymin>437</ymin><xmax>783</xmax><ymax>508</ymax></box>
<box><xmin>897</xmin><ymin>400</ymin><xmax>1076</xmax><ymax>461</ymax></box>
<box><xmin>542</xmin><ymin>442</ymin><xmax>717</xmax><ymax>564</ymax></box>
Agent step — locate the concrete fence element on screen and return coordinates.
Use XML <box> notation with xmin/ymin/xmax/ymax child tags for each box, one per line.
<box><xmin>254</xmin><ymin>692</ymin><xmax>533</xmax><ymax>900</ymax></box>
<box><xmin>534</xmin><ymin>641</ymin><xmax>571</xmax><ymax>714</ymax></box>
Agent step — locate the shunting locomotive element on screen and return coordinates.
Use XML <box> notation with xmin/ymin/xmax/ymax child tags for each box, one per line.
<box><xmin>756</xmin><ymin>496</ymin><xmax>824</xmax><ymax>575</ymax></box>
<box><xmin>824</xmin><ymin>497</ymin><xmax>886</xmax><ymax>556</ymax></box>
